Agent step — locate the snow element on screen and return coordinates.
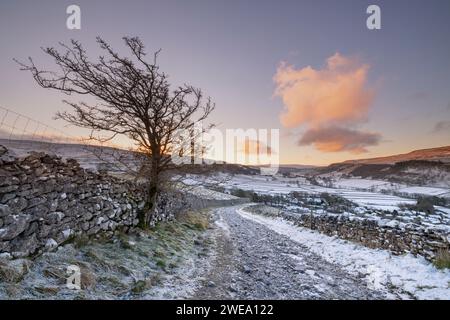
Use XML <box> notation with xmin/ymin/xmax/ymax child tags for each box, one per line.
<box><xmin>45</xmin><ymin>238</ymin><xmax>58</xmax><ymax>250</ymax></box>
<box><xmin>214</xmin><ymin>216</ymin><xmax>231</xmax><ymax>238</ymax></box>
<box><xmin>61</xmin><ymin>229</ymin><xmax>73</xmax><ymax>239</ymax></box>
<box><xmin>238</xmin><ymin>206</ymin><xmax>450</xmax><ymax>300</ymax></box>
<box><xmin>331</xmin><ymin>179</ymin><xmax>449</xmax><ymax>197</ymax></box>
<box><xmin>333</xmin><ymin>178</ymin><xmax>395</xmax><ymax>190</ymax></box>
<box><xmin>188</xmin><ymin>186</ymin><xmax>239</xmax><ymax>200</ymax></box>
<box><xmin>0</xmin><ymin>252</ymin><xmax>12</xmax><ymax>260</ymax></box>
<box><xmin>398</xmin><ymin>186</ymin><xmax>450</xmax><ymax>197</ymax></box>
<box><xmin>213</xmin><ymin>174</ymin><xmax>450</xmax><ymax>212</ymax></box>
<box><xmin>190</xmin><ymin>174</ymin><xmax>450</xmax><ymax>233</ymax></box>
<box><xmin>438</xmin><ymin>207</ymin><xmax>450</xmax><ymax>215</ymax></box>
<box><xmin>215</xmin><ymin>174</ymin><xmax>419</xmax><ymax>210</ymax></box>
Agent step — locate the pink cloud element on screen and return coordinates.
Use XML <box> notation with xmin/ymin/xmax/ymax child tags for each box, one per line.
<box><xmin>274</xmin><ymin>53</ymin><xmax>380</xmax><ymax>153</ymax></box>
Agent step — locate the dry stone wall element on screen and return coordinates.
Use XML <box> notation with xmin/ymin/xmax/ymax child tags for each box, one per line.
<box><xmin>248</xmin><ymin>204</ymin><xmax>449</xmax><ymax>261</ymax></box>
<box><xmin>0</xmin><ymin>145</ymin><xmax>235</xmax><ymax>258</ymax></box>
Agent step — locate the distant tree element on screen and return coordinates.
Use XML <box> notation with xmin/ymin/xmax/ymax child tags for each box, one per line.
<box><xmin>320</xmin><ymin>192</ymin><xmax>355</xmax><ymax>213</ymax></box>
<box><xmin>16</xmin><ymin>37</ymin><xmax>214</xmax><ymax>228</ymax></box>
<box><xmin>415</xmin><ymin>197</ymin><xmax>435</xmax><ymax>215</ymax></box>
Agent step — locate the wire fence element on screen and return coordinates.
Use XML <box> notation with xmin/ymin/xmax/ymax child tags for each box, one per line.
<box><xmin>0</xmin><ymin>105</ymin><xmax>79</xmax><ymax>146</ymax></box>
<box><xmin>0</xmin><ymin>104</ymin><xmax>125</xmax><ymax>154</ymax></box>
<box><xmin>0</xmin><ymin>105</ymin><xmax>139</xmax><ymax>172</ymax></box>
<box><xmin>0</xmin><ymin>105</ymin><xmax>131</xmax><ymax>148</ymax></box>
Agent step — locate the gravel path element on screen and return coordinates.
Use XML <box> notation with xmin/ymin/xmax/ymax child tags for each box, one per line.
<box><xmin>192</xmin><ymin>205</ymin><xmax>386</xmax><ymax>299</ymax></box>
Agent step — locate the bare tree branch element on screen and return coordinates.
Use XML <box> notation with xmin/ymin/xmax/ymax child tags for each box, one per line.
<box><xmin>16</xmin><ymin>36</ymin><xmax>215</xmax><ymax>228</ymax></box>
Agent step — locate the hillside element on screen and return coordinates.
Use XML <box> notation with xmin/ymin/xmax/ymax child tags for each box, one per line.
<box><xmin>341</xmin><ymin>146</ymin><xmax>450</xmax><ymax>165</ymax></box>
<box><xmin>302</xmin><ymin>146</ymin><xmax>450</xmax><ymax>188</ymax></box>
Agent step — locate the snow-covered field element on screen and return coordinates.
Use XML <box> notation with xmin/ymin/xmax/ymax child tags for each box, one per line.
<box><xmin>193</xmin><ymin>173</ymin><xmax>450</xmax><ymax>234</ymax></box>
<box><xmin>333</xmin><ymin>178</ymin><xmax>450</xmax><ymax>198</ymax></box>
<box><xmin>238</xmin><ymin>206</ymin><xmax>450</xmax><ymax>300</ymax></box>
<box><xmin>216</xmin><ymin>174</ymin><xmax>417</xmax><ymax>210</ymax></box>
<box><xmin>209</xmin><ymin>174</ymin><xmax>449</xmax><ymax>211</ymax></box>
<box><xmin>397</xmin><ymin>186</ymin><xmax>450</xmax><ymax>197</ymax></box>
<box><xmin>333</xmin><ymin>178</ymin><xmax>398</xmax><ymax>191</ymax></box>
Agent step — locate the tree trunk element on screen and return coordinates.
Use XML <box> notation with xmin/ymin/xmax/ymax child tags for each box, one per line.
<box><xmin>138</xmin><ymin>156</ymin><xmax>160</xmax><ymax>229</ymax></box>
<box><xmin>138</xmin><ymin>178</ymin><xmax>158</xmax><ymax>229</ymax></box>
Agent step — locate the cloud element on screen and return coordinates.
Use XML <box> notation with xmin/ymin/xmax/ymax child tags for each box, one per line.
<box><xmin>274</xmin><ymin>53</ymin><xmax>374</xmax><ymax>128</ymax></box>
<box><xmin>432</xmin><ymin>121</ymin><xmax>450</xmax><ymax>133</ymax></box>
<box><xmin>274</xmin><ymin>53</ymin><xmax>380</xmax><ymax>153</ymax></box>
<box><xmin>299</xmin><ymin>126</ymin><xmax>381</xmax><ymax>154</ymax></box>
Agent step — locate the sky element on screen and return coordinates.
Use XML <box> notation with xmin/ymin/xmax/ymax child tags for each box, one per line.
<box><xmin>0</xmin><ymin>0</ymin><xmax>449</xmax><ymax>165</ymax></box>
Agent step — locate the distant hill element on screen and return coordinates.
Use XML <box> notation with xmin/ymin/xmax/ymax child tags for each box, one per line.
<box><xmin>340</xmin><ymin>146</ymin><xmax>450</xmax><ymax>165</ymax></box>
<box><xmin>278</xmin><ymin>164</ymin><xmax>318</xmax><ymax>169</ymax></box>
<box><xmin>316</xmin><ymin>146</ymin><xmax>450</xmax><ymax>188</ymax></box>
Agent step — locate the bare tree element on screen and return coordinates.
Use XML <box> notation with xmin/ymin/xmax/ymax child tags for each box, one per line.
<box><xmin>15</xmin><ymin>36</ymin><xmax>214</xmax><ymax>228</ymax></box>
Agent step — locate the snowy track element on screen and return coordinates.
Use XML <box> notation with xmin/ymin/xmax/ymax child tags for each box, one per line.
<box><xmin>192</xmin><ymin>205</ymin><xmax>386</xmax><ymax>299</ymax></box>
<box><xmin>237</xmin><ymin>206</ymin><xmax>450</xmax><ymax>300</ymax></box>
<box><xmin>193</xmin><ymin>204</ymin><xmax>450</xmax><ymax>300</ymax></box>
